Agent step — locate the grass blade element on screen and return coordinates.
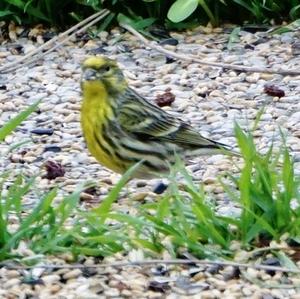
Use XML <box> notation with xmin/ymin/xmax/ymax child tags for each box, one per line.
<box><xmin>0</xmin><ymin>100</ymin><xmax>40</xmax><ymax>142</ymax></box>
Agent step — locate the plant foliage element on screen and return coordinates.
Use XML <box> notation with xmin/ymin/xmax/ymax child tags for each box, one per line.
<box><xmin>0</xmin><ymin>104</ymin><xmax>299</xmax><ymax>262</ymax></box>
<box><xmin>0</xmin><ymin>0</ymin><xmax>299</xmax><ymax>28</ymax></box>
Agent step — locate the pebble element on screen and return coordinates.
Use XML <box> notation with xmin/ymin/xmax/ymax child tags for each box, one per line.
<box><xmin>152</xmin><ymin>182</ymin><xmax>168</xmax><ymax>194</ymax></box>
<box><xmin>3</xmin><ymin>278</ymin><xmax>20</xmax><ymax>288</ymax></box>
<box><xmin>62</xmin><ymin>269</ymin><xmax>82</xmax><ymax>280</ymax></box>
<box><xmin>105</xmin><ymin>288</ymin><xmax>120</xmax><ymax>297</ymax></box>
<box><xmin>5</xmin><ymin>270</ymin><xmax>20</xmax><ymax>278</ymax></box>
<box><xmin>49</xmin><ymin>284</ymin><xmax>62</xmax><ymax>294</ymax></box>
<box><xmin>42</xmin><ymin>274</ymin><xmax>61</xmax><ymax>284</ymax></box>
<box><xmin>80</xmin><ymin>192</ymin><xmax>94</xmax><ymax>201</ymax></box>
<box><xmin>245</xmin><ymin>73</ymin><xmax>260</xmax><ymax>83</ymax></box>
<box><xmin>31</xmin><ymin>128</ymin><xmax>54</xmax><ymax>135</ymax></box>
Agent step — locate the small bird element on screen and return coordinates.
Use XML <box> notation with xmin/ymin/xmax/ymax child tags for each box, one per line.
<box><xmin>80</xmin><ymin>56</ymin><xmax>236</xmax><ymax>179</ymax></box>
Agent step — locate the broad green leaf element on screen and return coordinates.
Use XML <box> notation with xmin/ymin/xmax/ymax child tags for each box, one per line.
<box><xmin>167</xmin><ymin>0</ymin><xmax>198</xmax><ymax>23</ymax></box>
<box><xmin>4</xmin><ymin>0</ymin><xmax>24</xmax><ymax>9</ymax></box>
<box><xmin>117</xmin><ymin>13</ymin><xmax>135</xmax><ymax>27</ymax></box>
<box><xmin>0</xmin><ymin>11</ymin><xmax>13</xmax><ymax>17</ymax></box>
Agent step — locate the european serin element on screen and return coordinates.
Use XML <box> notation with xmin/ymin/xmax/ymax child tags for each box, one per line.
<box><xmin>80</xmin><ymin>56</ymin><xmax>236</xmax><ymax>179</ymax></box>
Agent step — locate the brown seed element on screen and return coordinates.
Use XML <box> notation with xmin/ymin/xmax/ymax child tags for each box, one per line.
<box><xmin>264</xmin><ymin>84</ymin><xmax>285</xmax><ymax>98</ymax></box>
<box><xmin>155</xmin><ymin>88</ymin><xmax>175</xmax><ymax>107</ymax></box>
<box><xmin>43</xmin><ymin>160</ymin><xmax>65</xmax><ymax>180</ymax></box>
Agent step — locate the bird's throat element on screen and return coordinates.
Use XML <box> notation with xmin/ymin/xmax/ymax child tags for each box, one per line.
<box><xmin>82</xmin><ymin>80</ymin><xmax>107</xmax><ymax>99</ymax></box>
<box><xmin>81</xmin><ymin>80</ymin><xmax>114</xmax><ymax>124</ymax></box>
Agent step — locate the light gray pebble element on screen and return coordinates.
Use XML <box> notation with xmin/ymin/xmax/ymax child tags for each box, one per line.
<box><xmin>62</xmin><ymin>269</ymin><xmax>82</xmax><ymax>280</ymax></box>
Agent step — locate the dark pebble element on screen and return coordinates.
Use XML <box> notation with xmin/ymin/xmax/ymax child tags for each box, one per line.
<box><xmin>149</xmin><ymin>26</ymin><xmax>170</xmax><ymax>39</ymax></box>
<box><xmin>153</xmin><ymin>182</ymin><xmax>168</xmax><ymax>194</ymax></box>
<box><xmin>34</xmin><ymin>157</ymin><xmax>44</xmax><ymax>163</ymax></box>
<box><xmin>223</xmin><ymin>266</ymin><xmax>240</xmax><ymax>280</ymax></box>
<box><xmin>152</xmin><ymin>264</ymin><xmax>168</xmax><ymax>276</ymax></box>
<box><xmin>30</xmin><ymin>35</ymin><xmax>37</xmax><ymax>42</ymax></box>
<box><xmin>90</xmin><ymin>44</ymin><xmax>107</xmax><ymax>54</ymax></box>
<box><xmin>148</xmin><ymin>281</ymin><xmax>170</xmax><ymax>293</ymax></box>
<box><xmin>241</xmin><ymin>25</ymin><xmax>270</xmax><ymax>33</ymax></box>
<box><xmin>19</xmin><ymin>29</ymin><xmax>30</xmax><ymax>38</ymax></box>
<box><xmin>44</xmin><ymin>145</ymin><xmax>61</xmax><ymax>153</ymax></box>
<box><xmin>84</xmin><ymin>186</ymin><xmax>98</xmax><ymax>195</ymax></box>
<box><xmin>197</xmin><ymin>92</ymin><xmax>208</xmax><ymax>98</ymax></box>
<box><xmin>262</xmin><ymin>257</ymin><xmax>281</xmax><ymax>276</ymax></box>
<box><xmin>31</xmin><ymin>128</ymin><xmax>54</xmax><ymax>135</ymax></box>
<box><xmin>42</xmin><ymin>31</ymin><xmax>56</xmax><ymax>42</ymax></box>
<box><xmin>251</xmin><ymin>37</ymin><xmax>269</xmax><ymax>46</ymax></box>
<box><xmin>117</xmin><ymin>44</ymin><xmax>131</xmax><ymax>53</ymax></box>
<box><xmin>159</xmin><ymin>38</ymin><xmax>179</xmax><ymax>46</ymax></box>
<box><xmin>166</xmin><ymin>56</ymin><xmax>176</xmax><ymax>64</ymax></box>
<box><xmin>77</xmin><ymin>33</ymin><xmax>90</xmax><ymax>42</ymax></box>
<box><xmin>206</xmin><ymin>264</ymin><xmax>223</xmax><ymax>274</ymax></box>
<box><xmin>287</xmin><ymin>238</ymin><xmax>300</xmax><ymax>247</ymax></box>
<box><xmin>10</xmin><ymin>44</ymin><xmax>24</xmax><ymax>55</ymax></box>
<box><xmin>136</xmin><ymin>181</ymin><xmax>147</xmax><ymax>188</ymax></box>
<box><xmin>244</xmin><ymin>44</ymin><xmax>255</xmax><ymax>50</ymax></box>
<box><xmin>82</xmin><ymin>267</ymin><xmax>98</xmax><ymax>277</ymax></box>
<box><xmin>22</xmin><ymin>277</ymin><xmax>44</xmax><ymax>285</ymax></box>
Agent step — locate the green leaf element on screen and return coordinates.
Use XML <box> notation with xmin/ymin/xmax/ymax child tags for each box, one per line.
<box><xmin>0</xmin><ymin>11</ymin><xmax>13</xmax><ymax>17</ymax></box>
<box><xmin>132</xmin><ymin>238</ymin><xmax>161</xmax><ymax>252</ymax></box>
<box><xmin>134</xmin><ymin>17</ymin><xmax>156</xmax><ymax>30</ymax></box>
<box><xmin>97</xmin><ymin>12</ymin><xmax>115</xmax><ymax>32</ymax></box>
<box><xmin>234</xmin><ymin>122</ymin><xmax>255</xmax><ymax>160</ymax></box>
<box><xmin>232</xmin><ymin>0</ymin><xmax>256</xmax><ymax>15</ymax></box>
<box><xmin>270</xmin><ymin>19</ymin><xmax>300</xmax><ymax>35</ymax></box>
<box><xmin>167</xmin><ymin>0</ymin><xmax>198</xmax><ymax>23</ymax></box>
<box><xmin>117</xmin><ymin>13</ymin><xmax>135</xmax><ymax>27</ymax></box>
<box><xmin>276</xmin><ymin>251</ymin><xmax>299</xmax><ymax>271</ymax></box>
<box><xmin>290</xmin><ymin>5</ymin><xmax>300</xmax><ymax>20</ymax></box>
<box><xmin>4</xmin><ymin>0</ymin><xmax>25</xmax><ymax>9</ymax></box>
<box><xmin>227</xmin><ymin>27</ymin><xmax>240</xmax><ymax>50</ymax></box>
<box><xmin>117</xmin><ymin>13</ymin><xmax>155</xmax><ymax>30</ymax></box>
<box><xmin>92</xmin><ymin>161</ymin><xmax>143</xmax><ymax>223</ymax></box>
<box><xmin>0</xmin><ymin>100</ymin><xmax>40</xmax><ymax>142</ymax></box>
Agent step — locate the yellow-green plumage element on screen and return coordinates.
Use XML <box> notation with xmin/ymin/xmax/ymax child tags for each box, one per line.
<box><xmin>80</xmin><ymin>56</ymin><xmax>236</xmax><ymax>178</ymax></box>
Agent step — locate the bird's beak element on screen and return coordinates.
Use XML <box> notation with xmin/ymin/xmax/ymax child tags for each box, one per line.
<box><xmin>82</xmin><ymin>68</ymin><xmax>97</xmax><ymax>81</ymax></box>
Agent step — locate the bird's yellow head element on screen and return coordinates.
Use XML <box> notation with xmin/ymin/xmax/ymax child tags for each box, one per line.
<box><xmin>81</xmin><ymin>56</ymin><xmax>127</xmax><ymax>96</ymax></box>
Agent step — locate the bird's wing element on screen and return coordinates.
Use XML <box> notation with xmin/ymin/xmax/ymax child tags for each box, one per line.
<box><xmin>117</xmin><ymin>88</ymin><xmax>226</xmax><ymax>150</ymax></box>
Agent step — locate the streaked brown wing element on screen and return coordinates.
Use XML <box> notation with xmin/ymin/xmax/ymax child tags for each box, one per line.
<box><xmin>117</xmin><ymin>87</ymin><xmax>225</xmax><ymax>150</ymax></box>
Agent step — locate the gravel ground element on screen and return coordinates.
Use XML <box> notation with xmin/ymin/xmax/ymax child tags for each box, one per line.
<box><xmin>0</xmin><ymin>23</ymin><xmax>300</xmax><ymax>298</ymax></box>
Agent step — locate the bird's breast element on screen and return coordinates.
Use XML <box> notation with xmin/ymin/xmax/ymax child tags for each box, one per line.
<box><xmin>81</xmin><ymin>81</ymin><xmax>125</xmax><ymax>173</ymax></box>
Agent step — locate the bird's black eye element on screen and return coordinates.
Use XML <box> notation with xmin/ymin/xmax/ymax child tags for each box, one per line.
<box><xmin>105</xmin><ymin>66</ymin><xmax>110</xmax><ymax>72</ymax></box>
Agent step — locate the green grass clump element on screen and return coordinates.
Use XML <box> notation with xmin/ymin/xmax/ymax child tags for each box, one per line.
<box><xmin>230</xmin><ymin>124</ymin><xmax>300</xmax><ymax>245</ymax></box>
<box><xmin>0</xmin><ymin>0</ymin><xmax>300</xmax><ymax>28</ymax></box>
<box><xmin>0</xmin><ymin>173</ymin><xmax>133</xmax><ymax>260</ymax></box>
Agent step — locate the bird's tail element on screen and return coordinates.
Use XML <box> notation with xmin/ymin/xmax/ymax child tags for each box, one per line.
<box><xmin>186</xmin><ymin>140</ymin><xmax>241</xmax><ymax>158</ymax></box>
